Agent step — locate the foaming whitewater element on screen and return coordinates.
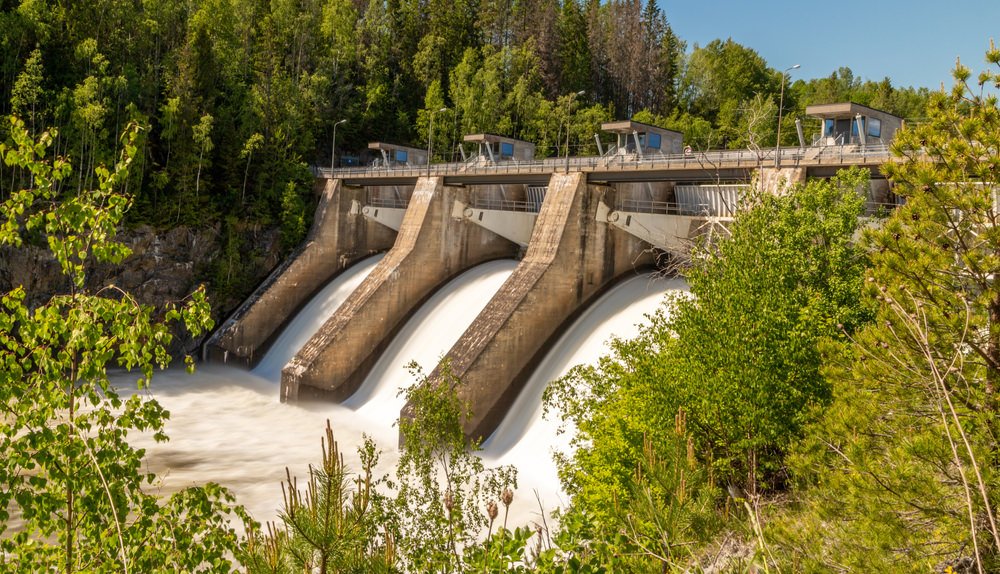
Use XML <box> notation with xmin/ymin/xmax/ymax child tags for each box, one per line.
<box><xmin>128</xmin><ymin>259</ymin><xmax>516</xmax><ymax>524</ymax></box>
<box><xmin>342</xmin><ymin>259</ymin><xmax>518</xmax><ymax>418</ymax></box>
<box><xmin>481</xmin><ymin>274</ymin><xmax>688</xmax><ymax>521</ymax></box>
<box><xmin>127</xmin><ymin>259</ymin><xmax>685</xmax><ymax>530</ymax></box>
<box><xmin>253</xmin><ymin>254</ymin><xmax>384</xmax><ymax>380</ymax></box>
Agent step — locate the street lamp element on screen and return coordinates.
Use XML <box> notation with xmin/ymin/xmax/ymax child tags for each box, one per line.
<box><xmin>774</xmin><ymin>64</ymin><xmax>800</xmax><ymax>167</ymax></box>
<box><xmin>564</xmin><ymin>90</ymin><xmax>585</xmax><ymax>172</ymax></box>
<box><xmin>427</xmin><ymin>107</ymin><xmax>448</xmax><ymax>176</ymax></box>
<box><xmin>330</xmin><ymin>119</ymin><xmax>346</xmax><ymax>171</ymax></box>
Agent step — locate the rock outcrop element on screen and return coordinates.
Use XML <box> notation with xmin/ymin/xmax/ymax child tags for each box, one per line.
<box><xmin>0</xmin><ymin>224</ymin><xmax>282</xmax><ymax>355</ymax></box>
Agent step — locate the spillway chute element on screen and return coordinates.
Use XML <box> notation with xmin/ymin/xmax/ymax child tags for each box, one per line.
<box><xmin>252</xmin><ymin>254</ymin><xmax>384</xmax><ymax>381</ymax></box>
<box><xmin>342</xmin><ymin>259</ymin><xmax>518</xmax><ymax>414</ymax></box>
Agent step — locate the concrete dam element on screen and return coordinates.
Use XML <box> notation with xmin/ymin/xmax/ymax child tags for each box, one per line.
<box><xmin>205</xmin><ymin>109</ymin><xmax>897</xmax><ymax>442</ymax></box>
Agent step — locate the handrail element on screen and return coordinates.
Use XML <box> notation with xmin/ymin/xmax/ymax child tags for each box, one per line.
<box><xmin>366</xmin><ymin>196</ymin><xmax>409</xmax><ymax>209</ymax></box>
<box><xmin>617</xmin><ymin>199</ymin><xmax>740</xmax><ymax>218</ymax></box>
<box><xmin>470</xmin><ymin>198</ymin><xmax>541</xmax><ymax>213</ymax></box>
<box><xmin>317</xmin><ymin>144</ymin><xmax>894</xmax><ymax>181</ymax></box>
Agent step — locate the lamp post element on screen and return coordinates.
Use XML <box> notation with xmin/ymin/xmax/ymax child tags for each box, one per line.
<box><xmin>427</xmin><ymin>107</ymin><xmax>447</xmax><ymax>176</ymax></box>
<box><xmin>564</xmin><ymin>90</ymin><xmax>585</xmax><ymax>172</ymax></box>
<box><xmin>774</xmin><ymin>64</ymin><xmax>800</xmax><ymax>167</ymax></box>
<box><xmin>330</xmin><ymin>119</ymin><xmax>346</xmax><ymax>171</ymax></box>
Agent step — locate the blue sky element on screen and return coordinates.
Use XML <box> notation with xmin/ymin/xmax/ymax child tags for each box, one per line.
<box><xmin>659</xmin><ymin>0</ymin><xmax>999</xmax><ymax>89</ymax></box>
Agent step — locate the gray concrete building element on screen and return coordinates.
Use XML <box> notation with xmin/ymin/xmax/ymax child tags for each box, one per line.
<box><xmin>601</xmin><ymin>120</ymin><xmax>685</xmax><ymax>156</ymax></box>
<box><xmin>805</xmin><ymin>102</ymin><xmax>903</xmax><ymax>146</ymax></box>
<box><xmin>463</xmin><ymin>133</ymin><xmax>536</xmax><ymax>162</ymax></box>
<box><xmin>367</xmin><ymin>142</ymin><xmax>428</xmax><ymax>167</ymax></box>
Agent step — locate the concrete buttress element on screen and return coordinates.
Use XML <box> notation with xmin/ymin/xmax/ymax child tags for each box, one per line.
<box><xmin>281</xmin><ymin>177</ymin><xmax>519</xmax><ymax>402</ymax></box>
<box><xmin>204</xmin><ymin>179</ymin><xmax>395</xmax><ymax>365</ymax></box>
<box><xmin>426</xmin><ymin>172</ymin><xmax>653</xmax><ymax>441</ymax></box>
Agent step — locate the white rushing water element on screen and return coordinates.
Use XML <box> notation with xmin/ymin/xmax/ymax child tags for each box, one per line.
<box><xmin>481</xmin><ymin>274</ymin><xmax>687</xmax><ymax>521</ymax></box>
<box><xmin>252</xmin><ymin>254</ymin><xmax>385</xmax><ymax>380</ymax></box>
<box><xmin>129</xmin><ymin>260</ymin><xmax>686</xmax><ymax>529</ymax></box>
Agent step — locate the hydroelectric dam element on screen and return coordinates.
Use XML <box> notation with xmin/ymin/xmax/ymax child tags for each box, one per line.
<box><xmin>204</xmin><ymin>107</ymin><xmax>899</xmax><ymax>442</ymax></box>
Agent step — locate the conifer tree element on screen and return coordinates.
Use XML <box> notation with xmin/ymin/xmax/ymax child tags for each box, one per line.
<box><xmin>781</xmin><ymin>44</ymin><xmax>1000</xmax><ymax>571</ymax></box>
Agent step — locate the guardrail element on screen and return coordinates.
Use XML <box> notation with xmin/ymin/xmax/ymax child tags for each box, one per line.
<box><xmin>617</xmin><ymin>199</ymin><xmax>739</xmax><ymax>218</ymax></box>
<box><xmin>320</xmin><ymin>144</ymin><xmax>893</xmax><ymax>181</ymax></box>
<box><xmin>366</xmin><ymin>196</ymin><xmax>410</xmax><ymax>209</ymax></box>
<box><xmin>470</xmin><ymin>198</ymin><xmax>542</xmax><ymax>213</ymax></box>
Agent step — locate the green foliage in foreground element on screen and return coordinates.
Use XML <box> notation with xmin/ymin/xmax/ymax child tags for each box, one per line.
<box><xmin>0</xmin><ymin>117</ymin><xmax>244</xmax><ymax>572</ymax></box>
<box><xmin>240</xmin><ymin>422</ymin><xmax>394</xmax><ymax>573</ymax></box>
<box><xmin>544</xmin><ymin>168</ymin><xmax>872</xmax><ymax>570</ymax></box>
<box><xmin>387</xmin><ymin>363</ymin><xmax>517</xmax><ymax>573</ymax></box>
<box><xmin>773</xmin><ymin>49</ymin><xmax>1000</xmax><ymax>572</ymax></box>
<box><xmin>243</xmin><ymin>362</ymin><xmax>524</xmax><ymax>574</ymax></box>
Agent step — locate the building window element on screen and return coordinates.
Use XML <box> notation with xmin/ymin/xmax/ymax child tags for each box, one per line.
<box><xmin>500</xmin><ymin>142</ymin><xmax>514</xmax><ymax>158</ymax></box>
<box><xmin>395</xmin><ymin>150</ymin><xmax>408</xmax><ymax>163</ymax></box>
<box><xmin>824</xmin><ymin>119</ymin><xmax>835</xmax><ymax>136</ymax></box>
<box><xmin>868</xmin><ymin>117</ymin><xmax>882</xmax><ymax>138</ymax></box>
<box><xmin>646</xmin><ymin>132</ymin><xmax>662</xmax><ymax>150</ymax></box>
<box><xmin>851</xmin><ymin>118</ymin><xmax>863</xmax><ymax>137</ymax></box>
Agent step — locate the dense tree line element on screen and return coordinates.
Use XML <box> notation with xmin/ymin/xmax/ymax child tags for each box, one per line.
<box><xmin>1</xmin><ymin>0</ymin><xmax>929</xmax><ymax>238</ymax></box>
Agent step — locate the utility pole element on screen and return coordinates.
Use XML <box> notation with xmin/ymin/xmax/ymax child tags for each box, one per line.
<box><xmin>564</xmin><ymin>90</ymin><xmax>585</xmax><ymax>173</ymax></box>
<box><xmin>775</xmin><ymin>64</ymin><xmax>800</xmax><ymax>168</ymax></box>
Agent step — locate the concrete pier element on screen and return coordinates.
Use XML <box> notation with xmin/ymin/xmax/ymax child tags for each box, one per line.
<box><xmin>758</xmin><ymin>166</ymin><xmax>807</xmax><ymax>195</ymax></box>
<box><xmin>426</xmin><ymin>172</ymin><xmax>653</xmax><ymax>441</ymax></box>
<box><xmin>281</xmin><ymin>177</ymin><xmax>518</xmax><ymax>402</ymax></box>
<box><xmin>204</xmin><ymin>179</ymin><xmax>395</xmax><ymax>365</ymax></box>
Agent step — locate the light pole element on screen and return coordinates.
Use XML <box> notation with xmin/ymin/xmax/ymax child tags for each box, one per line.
<box><xmin>774</xmin><ymin>64</ymin><xmax>800</xmax><ymax>167</ymax></box>
<box><xmin>330</xmin><ymin>119</ymin><xmax>346</xmax><ymax>170</ymax></box>
<box><xmin>564</xmin><ymin>90</ymin><xmax>585</xmax><ymax>172</ymax></box>
<box><xmin>427</xmin><ymin>107</ymin><xmax>447</xmax><ymax>176</ymax></box>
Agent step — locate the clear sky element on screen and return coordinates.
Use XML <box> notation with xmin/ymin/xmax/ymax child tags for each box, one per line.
<box><xmin>659</xmin><ymin>0</ymin><xmax>1000</xmax><ymax>90</ymax></box>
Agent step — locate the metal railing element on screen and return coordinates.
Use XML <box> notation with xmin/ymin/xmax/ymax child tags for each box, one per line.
<box><xmin>366</xmin><ymin>195</ymin><xmax>410</xmax><ymax>209</ymax></box>
<box><xmin>472</xmin><ymin>198</ymin><xmax>542</xmax><ymax>213</ymax></box>
<box><xmin>319</xmin><ymin>144</ymin><xmax>893</xmax><ymax>181</ymax></box>
<box><xmin>469</xmin><ymin>198</ymin><xmax>542</xmax><ymax>213</ymax></box>
<box><xmin>616</xmin><ymin>199</ymin><xmax>739</xmax><ymax>218</ymax></box>
<box><xmin>616</xmin><ymin>199</ymin><xmax>684</xmax><ymax>215</ymax></box>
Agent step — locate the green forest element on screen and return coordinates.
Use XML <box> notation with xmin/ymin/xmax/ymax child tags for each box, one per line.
<box><xmin>0</xmin><ymin>0</ymin><xmax>928</xmax><ymax>238</ymax></box>
<box><xmin>0</xmin><ymin>0</ymin><xmax>933</xmax><ymax>313</ymax></box>
<box><xmin>3</xmin><ymin>0</ymin><xmax>999</xmax><ymax>572</ymax></box>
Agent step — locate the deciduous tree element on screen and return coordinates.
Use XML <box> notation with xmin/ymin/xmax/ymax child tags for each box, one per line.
<box><xmin>0</xmin><ymin>117</ymin><xmax>244</xmax><ymax>572</ymax></box>
<box><xmin>546</xmin><ymin>168</ymin><xmax>871</xmax><ymax>571</ymax></box>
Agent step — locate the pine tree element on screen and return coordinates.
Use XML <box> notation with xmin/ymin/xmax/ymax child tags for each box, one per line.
<box><xmin>779</xmin><ymin>44</ymin><xmax>1000</xmax><ymax>571</ymax></box>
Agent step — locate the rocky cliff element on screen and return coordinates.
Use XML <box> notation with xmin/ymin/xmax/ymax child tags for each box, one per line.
<box><xmin>0</xmin><ymin>224</ymin><xmax>282</xmax><ymax>355</ymax></box>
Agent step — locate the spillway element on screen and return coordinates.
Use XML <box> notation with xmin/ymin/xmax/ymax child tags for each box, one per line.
<box><xmin>342</xmin><ymin>259</ymin><xmax>519</xmax><ymax>417</ymax></box>
<box><xmin>252</xmin><ymin>254</ymin><xmax>384</xmax><ymax>380</ymax></box>
<box><xmin>128</xmin><ymin>260</ymin><xmax>685</xmax><ymax>528</ymax></box>
<box><xmin>481</xmin><ymin>274</ymin><xmax>687</xmax><ymax>519</ymax></box>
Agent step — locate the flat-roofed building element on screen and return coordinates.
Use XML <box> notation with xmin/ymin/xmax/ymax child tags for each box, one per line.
<box><xmin>366</xmin><ymin>142</ymin><xmax>428</xmax><ymax>167</ymax></box>
<box><xmin>601</xmin><ymin>120</ymin><xmax>684</xmax><ymax>156</ymax></box>
<box><xmin>805</xmin><ymin>102</ymin><xmax>903</xmax><ymax>146</ymax></box>
<box><xmin>463</xmin><ymin>134</ymin><xmax>535</xmax><ymax>162</ymax></box>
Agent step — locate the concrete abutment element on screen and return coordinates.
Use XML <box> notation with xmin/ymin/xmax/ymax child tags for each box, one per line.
<box><xmin>280</xmin><ymin>177</ymin><xmax>519</xmax><ymax>402</ymax></box>
<box><xmin>203</xmin><ymin>179</ymin><xmax>395</xmax><ymax>366</ymax></box>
